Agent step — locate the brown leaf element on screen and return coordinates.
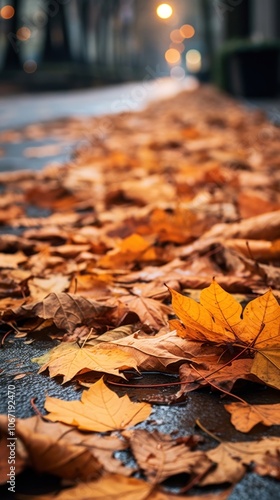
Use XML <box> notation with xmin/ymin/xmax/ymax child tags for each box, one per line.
<box><xmin>201</xmin><ymin>437</ymin><xmax>280</xmax><ymax>485</ymax></box>
<box><xmin>12</xmin><ymin>292</ymin><xmax>116</xmax><ymax>334</ymax></box>
<box><xmin>119</xmin><ymin>294</ymin><xmax>171</xmax><ymax>330</ymax></box>
<box><xmin>17</xmin><ymin>474</ymin><xmax>155</xmax><ymax>500</ymax></box>
<box><xmin>179</xmin><ymin>358</ymin><xmax>256</xmax><ymax>393</ymax></box>
<box><xmin>224</xmin><ymin>402</ymin><xmax>280</xmax><ymax>432</ymax></box>
<box><xmin>110</xmin><ymin>330</ymin><xmax>199</xmax><ymax>371</ymax></box>
<box><xmin>45</xmin><ymin>378</ymin><xmax>151</xmax><ymax>432</ymax></box>
<box><xmin>0</xmin><ymin>415</ymin><xmax>101</xmax><ymax>481</ymax></box>
<box><xmin>129</xmin><ymin>429</ymin><xmax>211</xmax><ymax>483</ymax></box>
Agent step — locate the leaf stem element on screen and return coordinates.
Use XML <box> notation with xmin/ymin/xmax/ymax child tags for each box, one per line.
<box><xmin>190</xmin><ymin>364</ymin><xmax>248</xmax><ymax>405</ymax></box>
<box><xmin>195</xmin><ymin>419</ymin><xmax>223</xmax><ymax>443</ymax></box>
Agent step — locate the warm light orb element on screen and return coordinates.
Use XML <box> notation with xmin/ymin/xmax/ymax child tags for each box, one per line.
<box><xmin>165</xmin><ymin>48</ymin><xmax>181</xmax><ymax>65</ymax></box>
<box><xmin>170</xmin><ymin>29</ymin><xmax>184</xmax><ymax>43</ymax></box>
<box><xmin>186</xmin><ymin>49</ymin><xmax>201</xmax><ymax>72</ymax></box>
<box><xmin>180</xmin><ymin>24</ymin><xmax>195</xmax><ymax>39</ymax></box>
<box><xmin>16</xmin><ymin>27</ymin><xmax>31</xmax><ymax>41</ymax></box>
<box><xmin>169</xmin><ymin>42</ymin><xmax>185</xmax><ymax>53</ymax></box>
<box><xmin>156</xmin><ymin>3</ymin><xmax>173</xmax><ymax>19</ymax></box>
<box><xmin>1</xmin><ymin>5</ymin><xmax>15</xmax><ymax>19</ymax></box>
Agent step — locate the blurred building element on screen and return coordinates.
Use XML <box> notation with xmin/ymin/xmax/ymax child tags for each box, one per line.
<box><xmin>0</xmin><ymin>0</ymin><xmax>279</xmax><ymax>95</ymax></box>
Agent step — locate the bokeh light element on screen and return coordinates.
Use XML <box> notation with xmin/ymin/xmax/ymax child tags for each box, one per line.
<box><xmin>16</xmin><ymin>27</ymin><xmax>31</xmax><ymax>41</ymax></box>
<box><xmin>1</xmin><ymin>5</ymin><xmax>15</xmax><ymax>19</ymax></box>
<box><xmin>170</xmin><ymin>66</ymin><xmax>185</xmax><ymax>80</ymax></box>
<box><xmin>156</xmin><ymin>3</ymin><xmax>173</xmax><ymax>19</ymax></box>
<box><xmin>165</xmin><ymin>48</ymin><xmax>181</xmax><ymax>65</ymax></box>
<box><xmin>169</xmin><ymin>42</ymin><xmax>185</xmax><ymax>53</ymax></box>
<box><xmin>23</xmin><ymin>60</ymin><xmax>37</xmax><ymax>74</ymax></box>
<box><xmin>170</xmin><ymin>29</ymin><xmax>184</xmax><ymax>43</ymax></box>
<box><xmin>186</xmin><ymin>49</ymin><xmax>201</xmax><ymax>72</ymax></box>
<box><xmin>180</xmin><ymin>24</ymin><xmax>195</xmax><ymax>39</ymax></box>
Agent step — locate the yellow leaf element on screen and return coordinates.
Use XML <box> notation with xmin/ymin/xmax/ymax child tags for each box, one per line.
<box><xmin>35</xmin><ymin>342</ymin><xmax>138</xmax><ymax>383</ymax></box>
<box><xmin>169</xmin><ymin>285</ymin><xmax>235</xmax><ymax>343</ymax></box>
<box><xmin>224</xmin><ymin>402</ymin><xmax>280</xmax><ymax>433</ymax></box>
<box><xmin>250</xmin><ymin>349</ymin><xmax>280</xmax><ymax>390</ymax></box>
<box><xmin>169</xmin><ymin>282</ymin><xmax>280</xmax><ymax>347</ymax></box>
<box><xmin>45</xmin><ymin>378</ymin><xmax>151</xmax><ymax>432</ymax></box>
<box><xmin>240</xmin><ymin>290</ymin><xmax>280</xmax><ymax>347</ymax></box>
<box><xmin>200</xmin><ymin>280</ymin><xmax>242</xmax><ymax>338</ymax></box>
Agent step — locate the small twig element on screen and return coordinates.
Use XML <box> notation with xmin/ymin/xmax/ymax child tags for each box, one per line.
<box><xmin>195</xmin><ymin>419</ymin><xmax>223</xmax><ymax>443</ymax></box>
<box><xmin>80</xmin><ymin>328</ymin><xmax>94</xmax><ymax>349</ymax></box>
<box><xmin>105</xmin><ymin>377</ymin><xmax>183</xmax><ymax>389</ymax></box>
<box><xmin>1</xmin><ymin>330</ymin><xmax>13</xmax><ymax>347</ymax></box>
<box><xmin>30</xmin><ymin>397</ymin><xmax>44</xmax><ymax>418</ymax></box>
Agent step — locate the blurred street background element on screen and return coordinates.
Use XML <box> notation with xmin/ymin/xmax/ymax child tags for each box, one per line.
<box><xmin>0</xmin><ymin>0</ymin><xmax>280</xmax><ymax>96</ymax></box>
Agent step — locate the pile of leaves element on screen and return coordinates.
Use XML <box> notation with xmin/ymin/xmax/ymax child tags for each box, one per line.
<box><xmin>0</xmin><ymin>86</ymin><xmax>280</xmax><ymax>498</ymax></box>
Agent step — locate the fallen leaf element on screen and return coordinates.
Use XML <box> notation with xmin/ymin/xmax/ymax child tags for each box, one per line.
<box><xmin>28</xmin><ymin>275</ymin><xmax>70</xmax><ymax>301</ymax></box>
<box><xmin>250</xmin><ymin>349</ymin><xmax>280</xmax><ymax>390</ymax></box>
<box><xmin>129</xmin><ymin>429</ymin><xmax>211</xmax><ymax>483</ymax></box>
<box><xmin>0</xmin><ymin>415</ymin><xmax>101</xmax><ymax>481</ymax></box>
<box><xmin>201</xmin><ymin>437</ymin><xmax>280</xmax><ymax>485</ymax></box>
<box><xmin>17</xmin><ymin>474</ymin><xmax>155</xmax><ymax>500</ymax></box>
<box><xmin>45</xmin><ymin>378</ymin><xmax>151</xmax><ymax>431</ymax></box>
<box><xmin>35</xmin><ymin>342</ymin><xmax>138</xmax><ymax>382</ymax></box>
<box><xmin>179</xmin><ymin>358</ymin><xmax>256</xmax><ymax>393</ymax></box>
<box><xmin>224</xmin><ymin>402</ymin><xmax>280</xmax><ymax>432</ymax></box>
<box><xmin>119</xmin><ymin>294</ymin><xmax>172</xmax><ymax>331</ymax></box>
<box><xmin>0</xmin><ymin>252</ymin><xmax>27</xmax><ymax>269</ymax></box>
<box><xmin>110</xmin><ymin>330</ymin><xmax>199</xmax><ymax>371</ymax></box>
<box><xmin>9</xmin><ymin>292</ymin><xmax>116</xmax><ymax>334</ymax></box>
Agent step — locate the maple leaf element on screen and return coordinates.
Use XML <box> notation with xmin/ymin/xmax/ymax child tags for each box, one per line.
<box><xmin>169</xmin><ymin>280</ymin><xmax>280</xmax><ymax>389</ymax></box>
<box><xmin>128</xmin><ymin>429</ymin><xmax>211</xmax><ymax>483</ymax></box>
<box><xmin>45</xmin><ymin>378</ymin><xmax>151</xmax><ymax>432</ymax></box>
<box><xmin>201</xmin><ymin>437</ymin><xmax>280</xmax><ymax>485</ymax></box>
<box><xmin>169</xmin><ymin>280</ymin><xmax>280</xmax><ymax>347</ymax></box>
<box><xmin>34</xmin><ymin>342</ymin><xmax>138</xmax><ymax>383</ymax></box>
<box><xmin>224</xmin><ymin>402</ymin><xmax>280</xmax><ymax>432</ymax></box>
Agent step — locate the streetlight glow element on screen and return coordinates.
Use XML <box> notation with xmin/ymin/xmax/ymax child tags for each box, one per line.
<box><xmin>165</xmin><ymin>48</ymin><xmax>181</xmax><ymax>65</ymax></box>
<box><xmin>186</xmin><ymin>49</ymin><xmax>202</xmax><ymax>72</ymax></box>
<box><xmin>156</xmin><ymin>3</ymin><xmax>173</xmax><ymax>20</ymax></box>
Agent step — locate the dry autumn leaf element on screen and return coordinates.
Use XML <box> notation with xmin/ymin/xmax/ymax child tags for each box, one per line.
<box><xmin>45</xmin><ymin>377</ymin><xmax>151</xmax><ymax>431</ymax></box>
<box><xmin>0</xmin><ymin>415</ymin><xmax>101</xmax><ymax>481</ymax></box>
<box><xmin>129</xmin><ymin>429</ymin><xmax>211</xmax><ymax>483</ymax></box>
<box><xmin>6</xmin><ymin>292</ymin><xmax>116</xmax><ymax>334</ymax></box>
<box><xmin>34</xmin><ymin>342</ymin><xmax>138</xmax><ymax>382</ymax></box>
<box><xmin>119</xmin><ymin>294</ymin><xmax>172</xmax><ymax>330</ymax></box>
<box><xmin>109</xmin><ymin>329</ymin><xmax>199</xmax><ymax>371</ymax></box>
<box><xmin>169</xmin><ymin>280</ymin><xmax>280</xmax><ymax>389</ymax></box>
<box><xmin>224</xmin><ymin>402</ymin><xmax>280</xmax><ymax>432</ymax></box>
<box><xmin>170</xmin><ymin>279</ymin><xmax>280</xmax><ymax>348</ymax></box>
<box><xmin>201</xmin><ymin>437</ymin><xmax>280</xmax><ymax>485</ymax></box>
<box><xmin>250</xmin><ymin>349</ymin><xmax>280</xmax><ymax>390</ymax></box>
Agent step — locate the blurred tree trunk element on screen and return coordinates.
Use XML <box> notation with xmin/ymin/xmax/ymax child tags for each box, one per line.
<box><xmin>4</xmin><ymin>0</ymin><xmax>21</xmax><ymax>69</ymax></box>
<box><xmin>43</xmin><ymin>4</ymin><xmax>71</xmax><ymax>62</ymax></box>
